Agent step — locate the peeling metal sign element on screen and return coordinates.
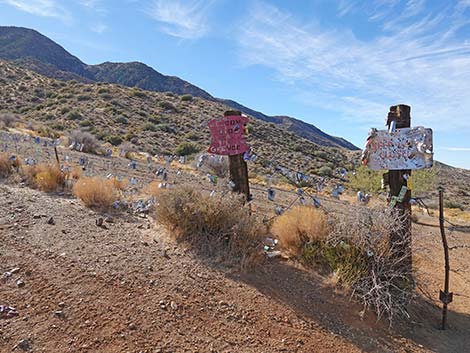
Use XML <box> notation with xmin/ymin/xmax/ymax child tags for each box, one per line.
<box><xmin>362</xmin><ymin>127</ymin><xmax>433</xmax><ymax>170</ymax></box>
<box><xmin>208</xmin><ymin>115</ymin><xmax>250</xmax><ymax>156</ymax></box>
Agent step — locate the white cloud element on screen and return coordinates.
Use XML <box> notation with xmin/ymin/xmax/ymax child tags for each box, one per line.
<box><xmin>237</xmin><ymin>2</ymin><xmax>470</xmax><ymax>132</ymax></box>
<box><xmin>2</xmin><ymin>0</ymin><xmax>70</xmax><ymax>20</ymax></box>
<box><xmin>90</xmin><ymin>23</ymin><xmax>107</xmax><ymax>33</ymax></box>
<box><xmin>443</xmin><ymin>147</ymin><xmax>470</xmax><ymax>151</ymax></box>
<box><xmin>147</xmin><ymin>0</ymin><xmax>214</xmax><ymax>39</ymax></box>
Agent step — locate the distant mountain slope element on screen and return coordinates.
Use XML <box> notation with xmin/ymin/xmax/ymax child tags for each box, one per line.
<box><xmin>87</xmin><ymin>61</ymin><xmax>213</xmax><ymax>99</ymax></box>
<box><xmin>0</xmin><ymin>26</ymin><xmax>358</xmax><ymax>150</ymax></box>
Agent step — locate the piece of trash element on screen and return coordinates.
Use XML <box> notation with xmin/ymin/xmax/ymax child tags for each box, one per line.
<box><xmin>266</xmin><ymin>251</ymin><xmax>282</xmax><ymax>258</ymax></box>
<box><xmin>16</xmin><ymin>279</ymin><xmax>25</xmax><ymax>288</ymax></box>
<box><xmin>0</xmin><ymin>305</ymin><xmax>19</xmax><ymax>319</ymax></box>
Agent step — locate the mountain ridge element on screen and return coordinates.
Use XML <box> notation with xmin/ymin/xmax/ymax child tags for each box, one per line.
<box><xmin>0</xmin><ymin>25</ymin><xmax>358</xmax><ymax>150</ymax></box>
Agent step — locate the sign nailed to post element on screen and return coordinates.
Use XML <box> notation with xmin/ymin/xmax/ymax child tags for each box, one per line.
<box><xmin>362</xmin><ymin>126</ymin><xmax>433</xmax><ymax>170</ymax></box>
<box><xmin>208</xmin><ymin>115</ymin><xmax>250</xmax><ymax>155</ymax></box>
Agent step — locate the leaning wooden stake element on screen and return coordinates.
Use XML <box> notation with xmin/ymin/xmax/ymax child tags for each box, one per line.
<box><xmin>438</xmin><ymin>187</ymin><xmax>452</xmax><ymax>330</ymax></box>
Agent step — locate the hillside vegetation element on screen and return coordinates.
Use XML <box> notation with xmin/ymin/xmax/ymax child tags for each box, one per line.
<box><xmin>0</xmin><ymin>60</ymin><xmax>356</xmax><ymax>176</ymax></box>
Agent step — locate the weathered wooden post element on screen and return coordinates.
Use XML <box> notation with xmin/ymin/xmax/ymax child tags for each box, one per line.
<box><xmin>386</xmin><ymin>104</ymin><xmax>412</xmax><ymax>270</ymax></box>
<box><xmin>208</xmin><ymin>110</ymin><xmax>250</xmax><ymax>201</ymax></box>
<box><xmin>362</xmin><ymin>104</ymin><xmax>434</xmax><ymax>274</ymax></box>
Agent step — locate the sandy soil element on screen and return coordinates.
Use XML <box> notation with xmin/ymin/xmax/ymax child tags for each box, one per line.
<box><xmin>1</xmin><ymin>138</ymin><xmax>469</xmax><ymax>352</ymax></box>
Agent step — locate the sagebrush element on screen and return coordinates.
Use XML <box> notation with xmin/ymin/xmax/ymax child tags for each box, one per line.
<box><xmin>155</xmin><ymin>186</ymin><xmax>261</xmax><ymax>265</ymax></box>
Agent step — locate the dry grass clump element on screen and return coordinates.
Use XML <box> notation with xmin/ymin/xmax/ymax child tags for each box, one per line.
<box><xmin>72</xmin><ymin>177</ymin><xmax>119</xmax><ymax>210</ymax></box>
<box><xmin>23</xmin><ymin>164</ymin><xmax>66</xmax><ymax>192</ymax></box>
<box><xmin>0</xmin><ymin>153</ymin><xmax>13</xmax><ymax>178</ymax></box>
<box><xmin>271</xmin><ymin>206</ymin><xmax>329</xmax><ymax>256</ymax></box>
<box><xmin>155</xmin><ymin>186</ymin><xmax>261</xmax><ymax>264</ymax></box>
<box><xmin>109</xmin><ymin>177</ymin><xmax>128</xmax><ymax>191</ymax></box>
<box><xmin>142</xmin><ymin>180</ymin><xmax>165</xmax><ymax>198</ymax></box>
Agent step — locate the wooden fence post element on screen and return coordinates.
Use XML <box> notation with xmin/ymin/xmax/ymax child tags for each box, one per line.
<box><xmin>386</xmin><ymin>104</ymin><xmax>412</xmax><ymax>271</ymax></box>
<box><xmin>224</xmin><ymin>110</ymin><xmax>250</xmax><ymax>201</ymax></box>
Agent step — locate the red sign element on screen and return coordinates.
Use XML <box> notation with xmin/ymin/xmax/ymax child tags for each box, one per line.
<box><xmin>208</xmin><ymin>115</ymin><xmax>250</xmax><ymax>155</ymax></box>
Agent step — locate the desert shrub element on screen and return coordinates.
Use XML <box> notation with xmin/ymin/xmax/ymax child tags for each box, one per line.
<box><xmin>115</xmin><ymin>115</ymin><xmax>129</xmax><ymax>125</ymax></box>
<box><xmin>142</xmin><ymin>180</ymin><xmax>165</xmax><ymax>198</ymax></box>
<box><xmin>185</xmin><ymin>131</ymin><xmax>200</xmax><ymax>141</ymax></box>
<box><xmin>68</xmin><ymin>130</ymin><xmax>100</xmax><ymax>154</ymax></box>
<box><xmin>156</xmin><ymin>123</ymin><xmax>176</xmax><ymax>134</ymax></box>
<box><xmin>317</xmin><ymin>166</ymin><xmax>333</xmax><ymax>177</ymax></box>
<box><xmin>156</xmin><ymin>186</ymin><xmax>261</xmax><ymax>263</ymax></box>
<box><xmin>0</xmin><ymin>153</ymin><xmax>13</xmax><ymax>178</ymax></box>
<box><xmin>120</xmin><ymin>142</ymin><xmax>139</xmax><ymax>159</ymax></box>
<box><xmin>304</xmin><ymin>207</ymin><xmax>413</xmax><ymax>324</ymax></box>
<box><xmin>108</xmin><ymin>177</ymin><xmax>128</xmax><ymax>191</ymax></box>
<box><xmin>180</xmin><ymin>94</ymin><xmax>193</xmax><ymax>102</ymax></box>
<box><xmin>23</xmin><ymin>164</ymin><xmax>66</xmax><ymax>192</ymax></box>
<box><xmin>271</xmin><ymin>206</ymin><xmax>328</xmax><ymax>256</ymax></box>
<box><xmin>66</xmin><ymin>111</ymin><xmax>82</xmax><ymax>120</ymax></box>
<box><xmin>412</xmin><ymin>167</ymin><xmax>437</xmax><ymax>197</ymax></box>
<box><xmin>105</xmin><ymin>135</ymin><xmax>123</xmax><ymax>146</ymax></box>
<box><xmin>72</xmin><ymin>177</ymin><xmax>119</xmax><ymax>210</ymax></box>
<box><xmin>130</xmin><ymin>89</ymin><xmax>147</xmax><ymax>98</ymax></box>
<box><xmin>0</xmin><ymin>113</ymin><xmax>16</xmax><ymax>128</ymax></box>
<box><xmin>159</xmin><ymin>101</ymin><xmax>176</xmax><ymax>111</ymax></box>
<box><xmin>60</xmin><ymin>106</ymin><xmax>71</xmax><ymax>114</ymax></box>
<box><xmin>79</xmin><ymin>119</ymin><xmax>92</xmax><ymax>127</ymax></box>
<box><xmin>444</xmin><ymin>200</ymin><xmax>464</xmax><ymax>210</ymax></box>
<box><xmin>77</xmin><ymin>95</ymin><xmax>91</xmax><ymax>101</ymax></box>
<box><xmin>143</xmin><ymin>122</ymin><xmax>157</xmax><ymax>131</ymax></box>
<box><xmin>204</xmin><ymin>155</ymin><xmax>229</xmax><ymax>178</ymax></box>
<box><xmin>175</xmin><ymin>142</ymin><xmax>200</xmax><ymax>156</ymax></box>
<box><xmin>348</xmin><ymin>166</ymin><xmax>382</xmax><ymax>194</ymax></box>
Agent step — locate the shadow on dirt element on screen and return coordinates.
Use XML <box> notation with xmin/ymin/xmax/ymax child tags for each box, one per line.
<box><xmin>226</xmin><ymin>259</ymin><xmax>470</xmax><ymax>353</ymax></box>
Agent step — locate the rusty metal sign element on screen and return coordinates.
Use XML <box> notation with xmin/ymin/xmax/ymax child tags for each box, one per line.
<box><xmin>362</xmin><ymin>126</ymin><xmax>433</xmax><ymax>170</ymax></box>
<box><xmin>208</xmin><ymin>115</ymin><xmax>250</xmax><ymax>156</ymax></box>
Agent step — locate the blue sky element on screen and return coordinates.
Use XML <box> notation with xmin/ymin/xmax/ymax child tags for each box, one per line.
<box><xmin>1</xmin><ymin>0</ymin><xmax>470</xmax><ymax>168</ymax></box>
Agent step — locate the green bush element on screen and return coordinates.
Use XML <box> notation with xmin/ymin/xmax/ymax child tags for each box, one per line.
<box><xmin>115</xmin><ymin>115</ymin><xmax>129</xmax><ymax>125</ymax></box>
<box><xmin>130</xmin><ymin>89</ymin><xmax>147</xmax><ymax>98</ymax></box>
<box><xmin>66</xmin><ymin>111</ymin><xmax>81</xmax><ymax>120</ymax></box>
<box><xmin>175</xmin><ymin>142</ymin><xmax>200</xmax><ymax>156</ymax></box>
<box><xmin>348</xmin><ymin>166</ymin><xmax>382</xmax><ymax>194</ymax></box>
<box><xmin>180</xmin><ymin>94</ymin><xmax>193</xmax><ymax>102</ymax></box>
<box><xmin>318</xmin><ymin>166</ymin><xmax>333</xmax><ymax>177</ymax></box>
<box><xmin>159</xmin><ymin>101</ymin><xmax>176</xmax><ymax>111</ymax></box>
<box><xmin>143</xmin><ymin>122</ymin><xmax>157</xmax><ymax>131</ymax></box>
<box><xmin>105</xmin><ymin>135</ymin><xmax>123</xmax><ymax>146</ymax></box>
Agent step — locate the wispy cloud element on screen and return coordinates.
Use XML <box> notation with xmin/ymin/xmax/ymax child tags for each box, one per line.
<box><xmin>2</xmin><ymin>0</ymin><xmax>70</xmax><ymax>21</ymax></box>
<box><xmin>90</xmin><ymin>23</ymin><xmax>107</xmax><ymax>34</ymax></box>
<box><xmin>443</xmin><ymin>147</ymin><xmax>470</xmax><ymax>151</ymax></box>
<box><xmin>147</xmin><ymin>0</ymin><xmax>214</xmax><ymax>39</ymax></box>
<box><xmin>237</xmin><ymin>1</ymin><xmax>470</xmax><ymax>132</ymax></box>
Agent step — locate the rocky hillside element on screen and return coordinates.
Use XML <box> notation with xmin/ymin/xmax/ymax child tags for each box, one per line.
<box><xmin>0</xmin><ymin>26</ymin><xmax>358</xmax><ymax>150</ymax></box>
<box><xmin>0</xmin><ymin>60</ymin><xmax>356</xmax><ymax>176</ymax></box>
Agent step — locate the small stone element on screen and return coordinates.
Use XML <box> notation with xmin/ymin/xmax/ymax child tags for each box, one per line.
<box><xmin>16</xmin><ymin>279</ymin><xmax>25</xmax><ymax>287</ymax></box>
<box><xmin>33</xmin><ymin>214</ymin><xmax>41</xmax><ymax>219</ymax></box>
<box><xmin>128</xmin><ymin>323</ymin><xmax>137</xmax><ymax>330</ymax></box>
<box><xmin>104</xmin><ymin>217</ymin><xmax>114</xmax><ymax>223</ymax></box>
<box><xmin>10</xmin><ymin>267</ymin><xmax>20</xmax><ymax>274</ymax></box>
<box><xmin>47</xmin><ymin>217</ymin><xmax>55</xmax><ymax>225</ymax></box>
<box><xmin>58</xmin><ymin>302</ymin><xmax>65</xmax><ymax>308</ymax></box>
<box><xmin>96</xmin><ymin>218</ymin><xmax>104</xmax><ymax>227</ymax></box>
<box><xmin>18</xmin><ymin>339</ymin><xmax>31</xmax><ymax>351</ymax></box>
